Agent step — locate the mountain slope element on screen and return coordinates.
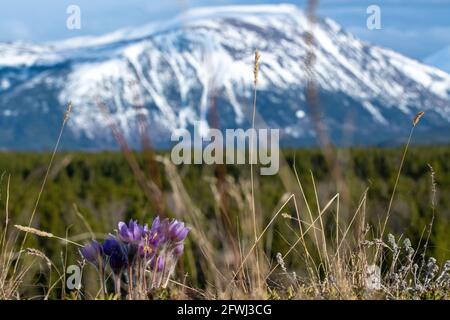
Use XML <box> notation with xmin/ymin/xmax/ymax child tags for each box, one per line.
<box><xmin>1</xmin><ymin>4</ymin><xmax>450</xmax><ymax>150</ymax></box>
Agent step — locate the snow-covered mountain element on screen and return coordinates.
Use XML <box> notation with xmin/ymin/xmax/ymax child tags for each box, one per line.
<box><xmin>425</xmin><ymin>46</ymin><xmax>450</xmax><ymax>74</ymax></box>
<box><xmin>1</xmin><ymin>4</ymin><xmax>450</xmax><ymax>150</ymax></box>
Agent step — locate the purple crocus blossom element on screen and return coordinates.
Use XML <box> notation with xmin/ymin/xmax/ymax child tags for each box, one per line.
<box><xmin>79</xmin><ymin>240</ymin><xmax>103</xmax><ymax>268</ymax></box>
<box><xmin>138</xmin><ymin>230</ymin><xmax>159</xmax><ymax>259</ymax></box>
<box><xmin>79</xmin><ymin>216</ymin><xmax>189</xmax><ymax>292</ymax></box>
<box><xmin>103</xmin><ymin>235</ymin><xmax>128</xmax><ymax>274</ymax></box>
<box><xmin>151</xmin><ymin>216</ymin><xmax>161</xmax><ymax>231</ymax></box>
<box><xmin>168</xmin><ymin>220</ymin><xmax>190</xmax><ymax>243</ymax></box>
<box><xmin>149</xmin><ymin>216</ymin><xmax>167</xmax><ymax>243</ymax></box>
<box><xmin>150</xmin><ymin>217</ymin><xmax>190</xmax><ymax>245</ymax></box>
<box><xmin>118</xmin><ymin>220</ymin><xmax>148</xmax><ymax>244</ymax></box>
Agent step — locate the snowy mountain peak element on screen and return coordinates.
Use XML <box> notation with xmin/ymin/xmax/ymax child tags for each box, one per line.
<box><xmin>1</xmin><ymin>4</ymin><xmax>450</xmax><ymax>149</ymax></box>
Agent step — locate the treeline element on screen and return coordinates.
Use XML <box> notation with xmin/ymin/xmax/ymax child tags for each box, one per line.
<box><xmin>0</xmin><ymin>146</ymin><xmax>449</xmax><ymax>279</ymax></box>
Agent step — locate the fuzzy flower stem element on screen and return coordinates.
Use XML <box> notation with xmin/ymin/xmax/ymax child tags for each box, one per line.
<box><xmin>128</xmin><ymin>266</ymin><xmax>133</xmax><ymax>299</ymax></box>
<box><xmin>114</xmin><ymin>274</ymin><xmax>121</xmax><ymax>298</ymax></box>
<box><xmin>99</xmin><ymin>265</ymin><xmax>106</xmax><ymax>299</ymax></box>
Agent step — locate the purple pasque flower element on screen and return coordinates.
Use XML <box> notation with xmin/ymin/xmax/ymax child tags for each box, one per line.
<box><xmin>118</xmin><ymin>220</ymin><xmax>148</xmax><ymax>244</ymax></box>
<box><xmin>150</xmin><ymin>217</ymin><xmax>190</xmax><ymax>245</ymax></box>
<box><xmin>138</xmin><ymin>231</ymin><xmax>158</xmax><ymax>260</ymax></box>
<box><xmin>168</xmin><ymin>220</ymin><xmax>190</xmax><ymax>243</ymax></box>
<box><xmin>149</xmin><ymin>216</ymin><xmax>167</xmax><ymax>243</ymax></box>
<box><xmin>103</xmin><ymin>235</ymin><xmax>128</xmax><ymax>275</ymax></box>
<box><xmin>118</xmin><ymin>220</ymin><xmax>149</xmax><ymax>263</ymax></box>
<box><xmin>79</xmin><ymin>240</ymin><xmax>103</xmax><ymax>268</ymax></box>
<box><xmin>133</xmin><ymin>216</ymin><xmax>189</xmax><ymax>275</ymax></box>
<box><xmin>151</xmin><ymin>216</ymin><xmax>161</xmax><ymax>230</ymax></box>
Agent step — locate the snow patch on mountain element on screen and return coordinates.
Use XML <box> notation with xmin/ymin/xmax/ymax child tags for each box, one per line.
<box><xmin>0</xmin><ymin>42</ymin><xmax>62</xmax><ymax>67</ymax></box>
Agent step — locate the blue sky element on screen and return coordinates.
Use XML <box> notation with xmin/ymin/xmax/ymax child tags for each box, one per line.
<box><xmin>0</xmin><ymin>0</ymin><xmax>449</xmax><ymax>60</ymax></box>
